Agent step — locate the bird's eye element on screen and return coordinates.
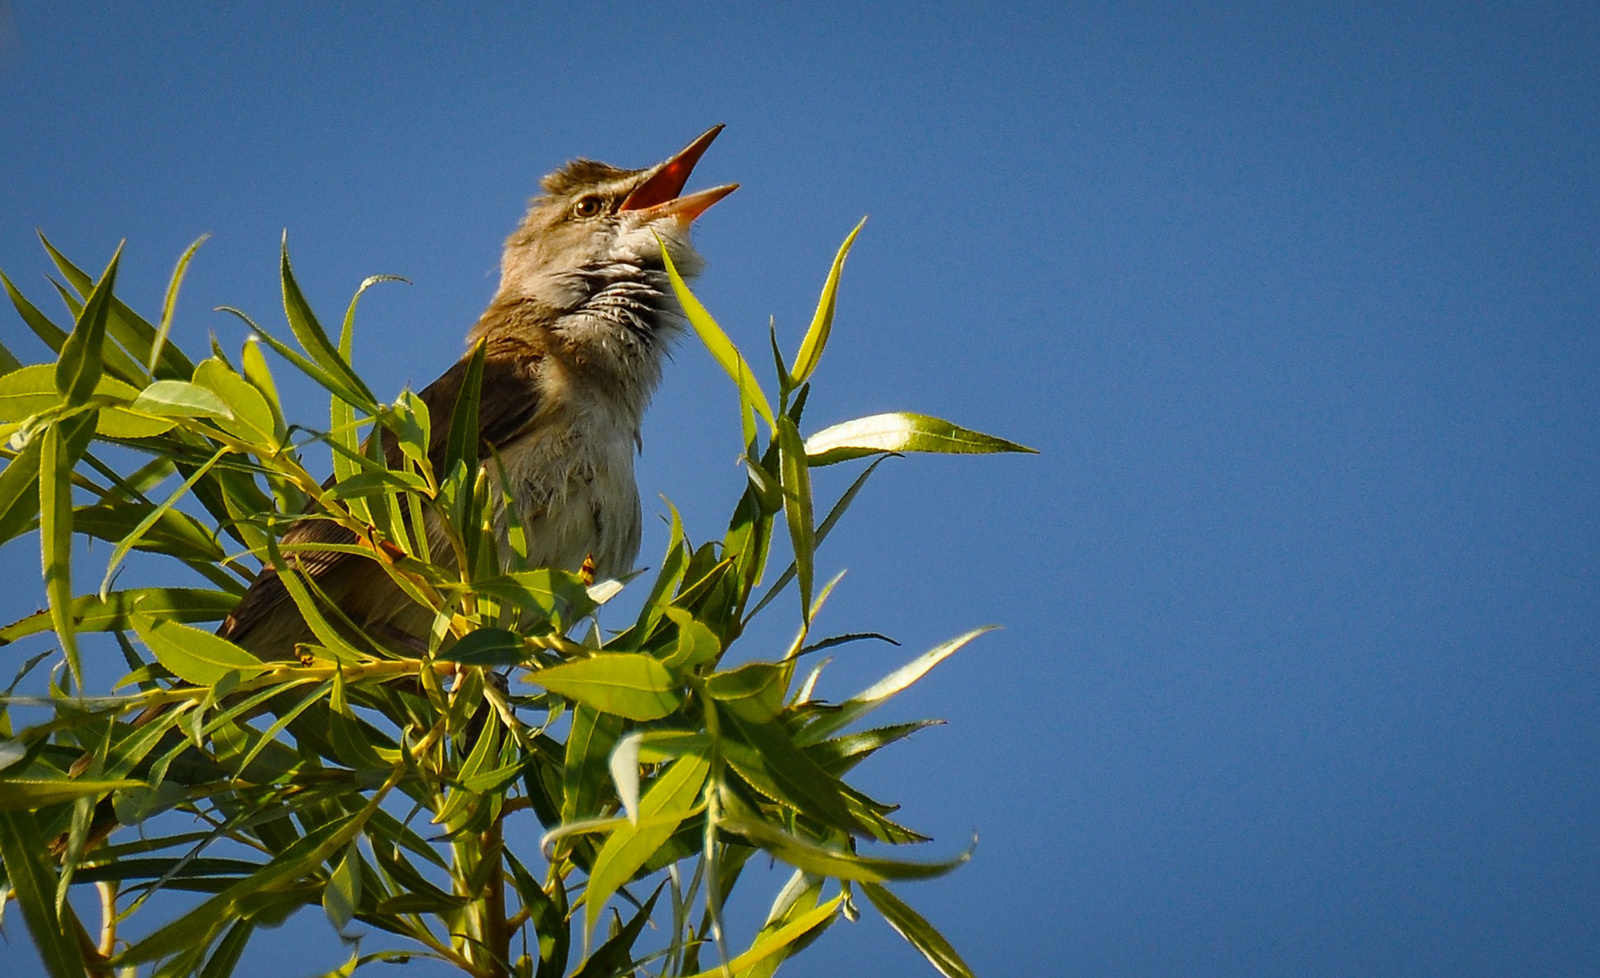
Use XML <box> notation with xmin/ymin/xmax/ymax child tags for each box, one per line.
<box><xmin>573</xmin><ymin>196</ymin><xmax>605</xmax><ymax>218</ymax></box>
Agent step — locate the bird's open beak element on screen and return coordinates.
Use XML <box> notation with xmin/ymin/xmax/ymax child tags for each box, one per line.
<box><xmin>620</xmin><ymin>125</ymin><xmax>739</xmax><ymax>222</ymax></box>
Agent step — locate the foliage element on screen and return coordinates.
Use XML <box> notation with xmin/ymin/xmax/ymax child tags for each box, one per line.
<box><xmin>0</xmin><ymin>225</ymin><xmax>1032</xmax><ymax>978</ymax></box>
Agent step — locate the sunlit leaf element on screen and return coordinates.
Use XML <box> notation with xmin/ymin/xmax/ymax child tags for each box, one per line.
<box><xmin>798</xmin><ymin>627</ymin><xmax>994</xmax><ymax>745</ymax></box>
<box><xmin>527</xmin><ymin>653</ymin><xmax>682</xmax><ymax>721</ymax></box>
<box><xmin>792</xmin><ymin>217</ymin><xmax>866</xmax><ymax>384</ymax></box>
<box><xmin>805</xmin><ymin>411</ymin><xmax>1036</xmax><ymax>465</ymax></box>
<box><xmin>128</xmin><ymin>379</ymin><xmax>233</xmax><ymax>420</ymax></box>
<box><xmin>54</xmin><ymin>244</ymin><xmax>120</xmax><ymax>405</ymax></box>
<box><xmin>130</xmin><ymin>612</ymin><xmax>268</xmax><ymax>685</ymax></box>
<box><xmin>657</xmin><ymin>233</ymin><xmax>776</xmax><ymax>428</ymax></box>
<box><xmin>583</xmin><ymin>751</ymin><xmax>708</xmax><ymax>939</ymax></box>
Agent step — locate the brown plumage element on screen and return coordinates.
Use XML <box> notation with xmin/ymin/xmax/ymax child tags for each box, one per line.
<box><xmin>221</xmin><ymin>127</ymin><xmax>736</xmax><ymax>658</ymax></box>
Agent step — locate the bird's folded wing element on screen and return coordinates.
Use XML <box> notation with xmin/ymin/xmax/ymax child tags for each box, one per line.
<box><xmin>218</xmin><ymin>352</ymin><xmax>544</xmax><ymax>652</ymax></box>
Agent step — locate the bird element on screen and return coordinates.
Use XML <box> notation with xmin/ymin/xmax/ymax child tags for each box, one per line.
<box><xmin>221</xmin><ymin>126</ymin><xmax>737</xmax><ymax>659</ymax></box>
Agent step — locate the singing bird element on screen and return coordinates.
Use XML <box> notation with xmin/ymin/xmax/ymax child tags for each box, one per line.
<box><xmin>222</xmin><ymin>126</ymin><xmax>737</xmax><ymax>658</ymax></box>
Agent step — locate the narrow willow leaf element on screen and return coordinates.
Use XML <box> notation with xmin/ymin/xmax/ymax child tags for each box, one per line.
<box><xmin>584</xmin><ymin>751</ymin><xmax>709</xmax><ymax>940</ymax></box>
<box><xmin>322</xmin><ymin>840</ymin><xmax>362</xmax><ymax>933</ymax></box>
<box><xmin>677</xmin><ymin>897</ymin><xmax>841</xmax><ymax>978</ymax></box>
<box><xmin>130</xmin><ymin>612</ymin><xmax>268</xmax><ymax>685</ymax></box>
<box><xmin>116</xmin><ymin>814</ymin><xmax>359</xmax><ymax>965</ymax></box>
<box><xmin>737</xmin><ymin>872</ymin><xmax>824</xmax><ymax>978</ymax></box>
<box><xmin>54</xmin><ymin>244</ymin><xmax>121</xmax><ymax>405</ymax></box>
<box><xmin>196</xmin><ymin>918</ymin><xmax>253</xmax><ymax>978</ymax></box>
<box><xmin>527</xmin><ymin>653</ymin><xmax>682</xmax><ymax>721</ymax></box>
<box><xmin>860</xmin><ymin>882</ymin><xmax>975</xmax><ymax>978</ymax></box>
<box><xmin>564</xmin><ymin>704</ymin><xmax>623</xmax><ymax>824</ymax></box>
<box><xmin>340</xmin><ymin>275</ymin><xmax>408</xmax><ymax>359</ymax></box>
<box><xmin>573</xmin><ymin>885</ymin><xmax>662</xmax><ymax>978</ymax></box>
<box><xmin>792</xmin><ymin>216</ymin><xmax>867</xmax><ymax>384</ymax></box>
<box><xmin>41</xmin><ymin>413</ymin><xmax>94</xmax><ymax>685</ymax></box>
<box><xmin>238</xmin><ymin>336</ymin><xmax>287</xmax><ymax>442</ymax></box>
<box><xmin>0</xmin><ymin>436</ymin><xmax>43</xmax><ymax>548</ymax></box>
<box><xmin>0</xmin><ymin>811</ymin><xmax>87</xmax><ymax>978</ymax></box>
<box><xmin>0</xmin><ymin>335</ymin><xmax>18</xmax><ymax>375</ymax></box>
<box><xmin>776</xmin><ymin>415</ymin><xmax>815</xmax><ymax>620</ymax></box>
<box><xmin>150</xmin><ymin>235</ymin><xmax>209</xmax><ymax>378</ymax></box>
<box><xmin>798</xmin><ymin>627</ymin><xmax>994</xmax><ymax>745</ymax></box>
<box><xmin>805</xmin><ymin>411</ymin><xmax>1037</xmax><ymax>465</ymax></box>
<box><xmin>1</xmin><ymin>268</ymin><xmax>69</xmax><ymax>356</ymax></box>
<box><xmin>279</xmin><ymin>236</ymin><xmax>377</xmax><ymax>410</ymax></box>
<box><xmin>721</xmin><ymin>816</ymin><xmax>972</xmax><ymax>883</ymax></box>
<box><xmin>0</xmin><ymin>777</ymin><xmax>142</xmax><ymax>810</ymax></box>
<box><xmin>657</xmin><ymin>233</ymin><xmax>776</xmax><ymax>428</ymax></box>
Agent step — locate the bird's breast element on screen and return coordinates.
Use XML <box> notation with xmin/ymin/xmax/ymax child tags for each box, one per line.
<box><xmin>489</xmin><ymin>399</ymin><xmax>643</xmax><ymax>579</ymax></box>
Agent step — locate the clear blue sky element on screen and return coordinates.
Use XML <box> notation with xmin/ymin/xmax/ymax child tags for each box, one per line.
<box><xmin>2</xmin><ymin>3</ymin><xmax>1597</xmax><ymax>975</ymax></box>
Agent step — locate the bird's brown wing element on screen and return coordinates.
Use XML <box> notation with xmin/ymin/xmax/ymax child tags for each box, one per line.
<box><xmin>219</xmin><ymin>352</ymin><xmax>544</xmax><ymax>653</ymax></box>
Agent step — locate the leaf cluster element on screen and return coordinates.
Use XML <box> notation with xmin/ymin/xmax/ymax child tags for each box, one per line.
<box><xmin>0</xmin><ymin>226</ymin><xmax>1033</xmax><ymax>978</ymax></box>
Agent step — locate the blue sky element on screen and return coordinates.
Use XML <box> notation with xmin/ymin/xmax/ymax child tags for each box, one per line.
<box><xmin>2</xmin><ymin>3</ymin><xmax>1597</xmax><ymax>975</ymax></box>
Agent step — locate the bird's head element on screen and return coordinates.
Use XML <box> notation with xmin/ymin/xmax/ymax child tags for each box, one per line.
<box><xmin>497</xmin><ymin>125</ymin><xmax>737</xmax><ymax>309</ymax></box>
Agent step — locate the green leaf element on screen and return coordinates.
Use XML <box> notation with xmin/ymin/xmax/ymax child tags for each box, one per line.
<box><xmin>720</xmin><ymin>815</ymin><xmax>972</xmax><ymax>883</ymax></box>
<box><xmin>706</xmin><ymin>661</ymin><xmax>788</xmax><ymax>723</ymax></box>
<box><xmin>437</xmin><ymin>627</ymin><xmax>526</xmax><ymax>666</ymax></box>
<box><xmin>279</xmin><ymin>237</ymin><xmax>377</xmax><ymax>411</ymax></box>
<box><xmin>798</xmin><ymin>627</ymin><xmax>994</xmax><ymax>745</ymax></box>
<box><xmin>792</xmin><ymin>217</ymin><xmax>866</xmax><ymax>384</ymax></box>
<box><xmin>805</xmin><ymin>411</ymin><xmax>1037</xmax><ymax>465</ymax></box>
<box><xmin>572</xmin><ymin>884</ymin><xmax>663</xmax><ymax>978</ymax></box>
<box><xmin>197</xmin><ymin>919</ymin><xmax>254</xmax><ymax>978</ymax></box>
<box><xmin>0</xmin><ymin>777</ymin><xmax>143</xmax><ymax>810</ymax></box>
<box><xmin>527</xmin><ymin>653</ymin><xmax>682</xmax><ymax>721</ymax></box>
<box><xmin>861</xmin><ymin>883</ymin><xmax>975</xmax><ymax>978</ymax></box>
<box><xmin>39</xmin><ymin>233</ymin><xmax>189</xmax><ymax>383</ymax></box>
<box><xmin>54</xmin><ymin>244</ymin><xmax>121</xmax><ymax>405</ymax></box>
<box><xmin>657</xmin><ymin>233</ymin><xmax>776</xmax><ymax>429</ymax></box>
<box><xmin>659</xmin><ymin>606</ymin><xmax>721</xmax><ymax>670</ymax></box>
<box><xmin>0</xmin><ymin>437</ymin><xmax>43</xmax><ymax>548</ymax></box>
<box><xmin>1</xmin><ymin>269</ymin><xmax>69</xmax><ymax>357</ymax></box>
<box><xmin>564</xmin><ymin>704</ymin><xmax>623</xmax><ymax>824</ymax></box>
<box><xmin>776</xmin><ymin>416</ymin><xmax>816</xmax><ymax>620</ymax></box>
<box><xmin>41</xmin><ymin>412</ymin><xmax>95</xmax><ymax>685</ymax></box>
<box><xmin>680</xmin><ymin>897</ymin><xmax>840</xmax><ymax>978</ymax></box>
<box><xmin>128</xmin><ymin>379</ymin><xmax>233</xmax><ymax>419</ymax></box>
<box><xmin>130</xmin><ymin>612</ymin><xmax>268</xmax><ymax>685</ymax></box>
<box><xmin>148</xmin><ymin>235</ymin><xmax>208</xmax><ymax>379</ymax></box>
<box><xmin>74</xmin><ymin>501</ymin><xmax>228</xmax><ymax>565</ymax></box>
<box><xmin>719</xmin><ymin>709</ymin><xmax>863</xmax><ymax>835</ymax></box>
<box><xmin>192</xmin><ymin>358</ymin><xmax>277</xmax><ymax>446</ymax></box>
<box><xmin>583</xmin><ymin>751</ymin><xmax>709</xmax><ymax>939</ymax></box>
<box><xmin>239</xmin><ymin>336</ymin><xmax>288</xmax><ymax>443</ymax></box>
<box><xmin>0</xmin><ymin>811</ymin><xmax>87</xmax><ymax>978</ymax></box>
<box><xmin>322</xmin><ymin>840</ymin><xmax>362</xmax><ymax>933</ymax></box>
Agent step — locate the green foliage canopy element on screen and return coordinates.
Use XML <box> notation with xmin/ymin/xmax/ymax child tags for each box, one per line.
<box><xmin>0</xmin><ymin>225</ymin><xmax>1032</xmax><ymax>978</ymax></box>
